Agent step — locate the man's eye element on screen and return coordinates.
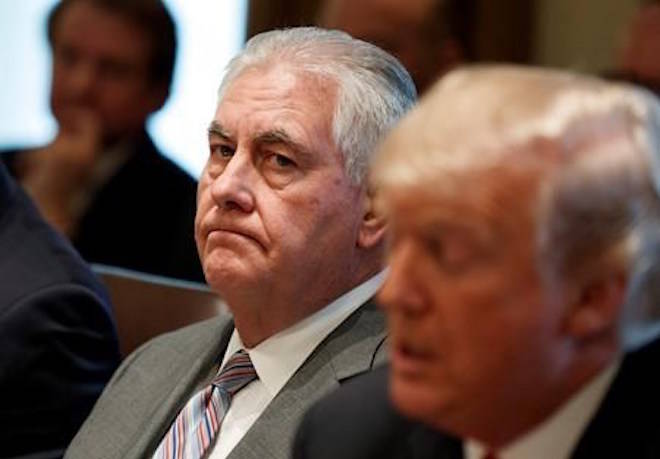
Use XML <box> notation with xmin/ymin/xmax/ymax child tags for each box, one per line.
<box><xmin>423</xmin><ymin>236</ymin><xmax>444</xmax><ymax>261</ymax></box>
<box><xmin>261</xmin><ymin>153</ymin><xmax>300</xmax><ymax>188</ymax></box>
<box><xmin>98</xmin><ymin>59</ymin><xmax>133</xmax><ymax>80</ymax></box>
<box><xmin>211</xmin><ymin>144</ymin><xmax>234</xmax><ymax>158</ymax></box>
<box><xmin>266</xmin><ymin>153</ymin><xmax>295</xmax><ymax>168</ymax></box>
<box><xmin>55</xmin><ymin>46</ymin><xmax>79</xmax><ymax>67</ymax></box>
<box><xmin>274</xmin><ymin>154</ymin><xmax>294</xmax><ymax>167</ymax></box>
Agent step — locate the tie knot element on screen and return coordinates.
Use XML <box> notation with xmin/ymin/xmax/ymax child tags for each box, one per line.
<box><xmin>212</xmin><ymin>349</ymin><xmax>257</xmax><ymax>397</ymax></box>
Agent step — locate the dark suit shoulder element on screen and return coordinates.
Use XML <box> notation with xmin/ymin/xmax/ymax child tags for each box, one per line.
<box><xmin>295</xmin><ymin>367</ymin><xmax>461</xmax><ymax>459</ymax></box>
<box><xmin>0</xmin><ymin>163</ymin><xmax>120</xmax><ymax>457</ymax></box>
<box><xmin>572</xmin><ymin>336</ymin><xmax>660</xmax><ymax>458</ymax></box>
<box><xmin>0</xmin><ymin>173</ymin><xmax>111</xmax><ymax>307</ymax></box>
<box><xmin>73</xmin><ymin>134</ymin><xmax>204</xmax><ymax>282</ymax></box>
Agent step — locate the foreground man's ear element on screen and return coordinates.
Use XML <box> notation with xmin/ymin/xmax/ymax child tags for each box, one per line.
<box><xmin>565</xmin><ymin>270</ymin><xmax>627</xmax><ymax>342</ymax></box>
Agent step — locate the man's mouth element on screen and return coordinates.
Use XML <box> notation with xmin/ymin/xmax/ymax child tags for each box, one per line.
<box><xmin>207</xmin><ymin>227</ymin><xmax>266</xmax><ymax>252</ymax></box>
<box><xmin>391</xmin><ymin>340</ymin><xmax>434</xmax><ymax>377</ymax></box>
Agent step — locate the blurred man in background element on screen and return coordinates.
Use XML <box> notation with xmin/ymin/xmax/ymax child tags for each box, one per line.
<box><xmin>318</xmin><ymin>0</ymin><xmax>471</xmax><ymax>93</ymax></box>
<box><xmin>612</xmin><ymin>1</ymin><xmax>660</xmax><ymax>96</ymax></box>
<box><xmin>296</xmin><ymin>66</ymin><xmax>660</xmax><ymax>458</ymax></box>
<box><xmin>2</xmin><ymin>0</ymin><xmax>203</xmax><ymax>282</ymax></box>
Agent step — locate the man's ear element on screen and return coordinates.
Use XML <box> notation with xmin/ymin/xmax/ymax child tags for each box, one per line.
<box><xmin>357</xmin><ymin>187</ymin><xmax>388</xmax><ymax>249</ymax></box>
<box><xmin>564</xmin><ymin>272</ymin><xmax>627</xmax><ymax>342</ymax></box>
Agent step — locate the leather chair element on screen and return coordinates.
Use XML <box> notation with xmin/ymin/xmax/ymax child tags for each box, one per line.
<box><xmin>92</xmin><ymin>265</ymin><xmax>228</xmax><ymax>357</ymax></box>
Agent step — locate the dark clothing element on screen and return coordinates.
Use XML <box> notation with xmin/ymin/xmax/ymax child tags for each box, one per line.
<box><xmin>294</xmin><ymin>366</ymin><xmax>461</xmax><ymax>459</ymax></box>
<box><xmin>295</xmin><ymin>335</ymin><xmax>660</xmax><ymax>459</ymax></box>
<box><xmin>0</xmin><ymin>162</ymin><xmax>120</xmax><ymax>458</ymax></box>
<box><xmin>2</xmin><ymin>132</ymin><xmax>204</xmax><ymax>283</ymax></box>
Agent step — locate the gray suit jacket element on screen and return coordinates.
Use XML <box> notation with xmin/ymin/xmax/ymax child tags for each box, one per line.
<box><xmin>65</xmin><ymin>300</ymin><xmax>386</xmax><ymax>459</ymax></box>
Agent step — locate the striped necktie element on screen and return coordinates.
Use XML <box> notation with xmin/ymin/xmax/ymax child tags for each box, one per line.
<box><xmin>153</xmin><ymin>349</ymin><xmax>257</xmax><ymax>459</ymax></box>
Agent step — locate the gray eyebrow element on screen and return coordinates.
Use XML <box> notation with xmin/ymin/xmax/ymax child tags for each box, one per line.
<box><xmin>207</xmin><ymin>122</ymin><xmax>317</xmax><ymax>164</ymax></box>
<box><xmin>207</xmin><ymin>121</ymin><xmax>231</xmax><ymax>141</ymax></box>
<box><xmin>254</xmin><ymin>128</ymin><xmax>314</xmax><ymax>161</ymax></box>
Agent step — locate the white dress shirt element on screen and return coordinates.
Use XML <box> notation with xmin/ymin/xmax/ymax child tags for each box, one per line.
<box><xmin>465</xmin><ymin>358</ymin><xmax>622</xmax><ymax>459</ymax></box>
<box><xmin>208</xmin><ymin>270</ymin><xmax>387</xmax><ymax>459</ymax></box>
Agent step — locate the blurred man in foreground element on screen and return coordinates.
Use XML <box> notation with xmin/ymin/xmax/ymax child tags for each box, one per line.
<box><xmin>65</xmin><ymin>27</ymin><xmax>416</xmax><ymax>459</ymax></box>
<box><xmin>295</xmin><ymin>66</ymin><xmax>660</xmax><ymax>458</ymax></box>
<box><xmin>2</xmin><ymin>0</ymin><xmax>203</xmax><ymax>281</ymax></box>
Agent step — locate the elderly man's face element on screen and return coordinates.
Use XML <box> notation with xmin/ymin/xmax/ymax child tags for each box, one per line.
<box><xmin>195</xmin><ymin>65</ymin><xmax>364</xmax><ymax>317</ymax></box>
<box><xmin>379</xmin><ymin>169</ymin><xmax>567</xmax><ymax>435</ymax></box>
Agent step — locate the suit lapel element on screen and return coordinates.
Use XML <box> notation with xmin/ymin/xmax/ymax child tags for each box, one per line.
<box><xmin>228</xmin><ymin>301</ymin><xmax>386</xmax><ymax>459</ymax></box>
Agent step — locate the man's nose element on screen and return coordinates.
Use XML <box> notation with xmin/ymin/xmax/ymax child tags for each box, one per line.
<box><xmin>379</xmin><ymin>240</ymin><xmax>427</xmax><ymax>315</ymax></box>
<box><xmin>210</xmin><ymin>152</ymin><xmax>256</xmax><ymax>213</ymax></box>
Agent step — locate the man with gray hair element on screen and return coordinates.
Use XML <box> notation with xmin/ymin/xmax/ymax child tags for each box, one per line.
<box><xmin>294</xmin><ymin>65</ymin><xmax>660</xmax><ymax>458</ymax></box>
<box><xmin>65</xmin><ymin>27</ymin><xmax>415</xmax><ymax>459</ymax></box>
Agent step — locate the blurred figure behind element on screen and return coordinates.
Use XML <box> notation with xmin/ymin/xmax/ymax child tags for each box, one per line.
<box><xmin>318</xmin><ymin>0</ymin><xmax>471</xmax><ymax>93</ymax></box>
<box><xmin>617</xmin><ymin>1</ymin><xmax>660</xmax><ymax>92</ymax></box>
<box><xmin>2</xmin><ymin>0</ymin><xmax>204</xmax><ymax>282</ymax></box>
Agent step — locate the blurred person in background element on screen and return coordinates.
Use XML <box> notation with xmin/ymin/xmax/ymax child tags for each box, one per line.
<box><xmin>616</xmin><ymin>1</ymin><xmax>660</xmax><ymax>94</ymax></box>
<box><xmin>1</xmin><ymin>0</ymin><xmax>204</xmax><ymax>282</ymax></box>
<box><xmin>318</xmin><ymin>0</ymin><xmax>472</xmax><ymax>93</ymax></box>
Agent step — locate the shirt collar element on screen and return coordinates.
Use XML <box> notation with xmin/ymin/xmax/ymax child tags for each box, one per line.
<box><xmin>466</xmin><ymin>357</ymin><xmax>622</xmax><ymax>459</ymax></box>
<box><xmin>221</xmin><ymin>270</ymin><xmax>387</xmax><ymax>397</ymax></box>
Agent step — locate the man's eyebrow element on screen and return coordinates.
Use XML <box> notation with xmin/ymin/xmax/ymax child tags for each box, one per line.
<box><xmin>255</xmin><ymin>128</ymin><xmax>313</xmax><ymax>159</ymax></box>
<box><xmin>207</xmin><ymin>121</ymin><xmax>231</xmax><ymax>141</ymax></box>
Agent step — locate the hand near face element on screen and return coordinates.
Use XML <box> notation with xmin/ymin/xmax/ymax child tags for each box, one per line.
<box><xmin>21</xmin><ymin>107</ymin><xmax>103</xmax><ymax>235</ymax></box>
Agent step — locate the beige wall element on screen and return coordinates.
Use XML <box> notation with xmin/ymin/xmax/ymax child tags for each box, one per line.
<box><xmin>533</xmin><ymin>0</ymin><xmax>641</xmax><ymax>73</ymax></box>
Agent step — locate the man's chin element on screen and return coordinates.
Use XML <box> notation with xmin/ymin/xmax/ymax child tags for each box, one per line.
<box><xmin>389</xmin><ymin>374</ymin><xmax>447</xmax><ymax>427</ymax></box>
<box><xmin>202</xmin><ymin>259</ymin><xmax>263</xmax><ymax>293</ymax></box>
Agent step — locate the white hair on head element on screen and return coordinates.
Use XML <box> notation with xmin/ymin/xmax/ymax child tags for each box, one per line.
<box><xmin>216</xmin><ymin>27</ymin><xmax>417</xmax><ymax>184</ymax></box>
<box><xmin>372</xmin><ymin>64</ymin><xmax>660</xmax><ymax>348</ymax></box>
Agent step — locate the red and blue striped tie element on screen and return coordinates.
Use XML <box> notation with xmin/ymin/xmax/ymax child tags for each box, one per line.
<box><xmin>153</xmin><ymin>350</ymin><xmax>257</xmax><ymax>459</ymax></box>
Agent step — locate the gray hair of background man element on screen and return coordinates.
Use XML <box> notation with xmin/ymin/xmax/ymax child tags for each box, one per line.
<box><xmin>372</xmin><ymin>65</ymin><xmax>660</xmax><ymax>348</ymax></box>
<box><xmin>216</xmin><ymin>27</ymin><xmax>417</xmax><ymax>184</ymax></box>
